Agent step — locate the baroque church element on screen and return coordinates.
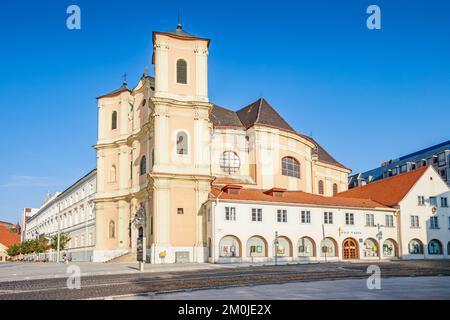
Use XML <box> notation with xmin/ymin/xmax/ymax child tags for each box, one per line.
<box><xmin>93</xmin><ymin>24</ymin><xmax>351</xmax><ymax>263</ymax></box>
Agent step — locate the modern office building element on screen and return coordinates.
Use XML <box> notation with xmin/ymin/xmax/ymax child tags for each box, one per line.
<box><xmin>349</xmin><ymin>140</ymin><xmax>450</xmax><ymax>189</ymax></box>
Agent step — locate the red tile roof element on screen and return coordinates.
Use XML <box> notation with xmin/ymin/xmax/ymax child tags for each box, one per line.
<box><xmin>210</xmin><ymin>187</ymin><xmax>390</xmax><ymax>209</ymax></box>
<box><xmin>337</xmin><ymin>166</ymin><xmax>429</xmax><ymax>207</ymax></box>
<box><xmin>209</xmin><ymin>99</ymin><xmax>350</xmax><ymax>171</ymax></box>
<box><xmin>0</xmin><ymin>225</ymin><xmax>20</xmax><ymax>248</ymax></box>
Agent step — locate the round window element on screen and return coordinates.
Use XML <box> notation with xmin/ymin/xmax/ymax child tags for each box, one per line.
<box><xmin>220</xmin><ymin>151</ymin><xmax>240</xmax><ymax>174</ymax></box>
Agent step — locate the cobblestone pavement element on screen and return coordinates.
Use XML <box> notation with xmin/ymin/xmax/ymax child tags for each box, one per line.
<box><xmin>116</xmin><ymin>276</ymin><xmax>450</xmax><ymax>300</ymax></box>
<box><xmin>0</xmin><ymin>261</ymin><xmax>224</xmax><ymax>282</ymax></box>
<box><xmin>0</xmin><ymin>260</ymin><xmax>449</xmax><ymax>300</ymax></box>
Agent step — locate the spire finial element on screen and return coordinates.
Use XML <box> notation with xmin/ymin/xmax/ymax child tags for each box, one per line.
<box><xmin>122</xmin><ymin>72</ymin><xmax>127</xmax><ymax>85</ymax></box>
<box><xmin>177</xmin><ymin>10</ymin><xmax>182</xmax><ymax>29</ymax></box>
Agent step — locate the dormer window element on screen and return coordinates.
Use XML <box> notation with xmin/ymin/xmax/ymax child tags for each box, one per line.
<box><xmin>222</xmin><ymin>185</ymin><xmax>242</xmax><ymax>195</ymax></box>
<box><xmin>264</xmin><ymin>188</ymin><xmax>286</xmax><ymax>197</ymax></box>
<box><xmin>176</xmin><ymin>59</ymin><xmax>187</xmax><ymax>84</ymax></box>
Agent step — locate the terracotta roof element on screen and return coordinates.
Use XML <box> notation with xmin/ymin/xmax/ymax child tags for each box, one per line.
<box><xmin>236</xmin><ymin>98</ymin><xmax>295</xmax><ymax>132</ymax></box>
<box><xmin>210</xmin><ymin>104</ymin><xmax>245</xmax><ymax>128</ymax></box>
<box><xmin>97</xmin><ymin>81</ymin><xmax>131</xmax><ymax>99</ymax></box>
<box><xmin>337</xmin><ymin>166</ymin><xmax>429</xmax><ymax>207</ymax></box>
<box><xmin>152</xmin><ymin>24</ymin><xmax>211</xmax><ymax>48</ymax></box>
<box><xmin>0</xmin><ymin>225</ymin><xmax>20</xmax><ymax>248</ymax></box>
<box><xmin>306</xmin><ymin>136</ymin><xmax>350</xmax><ymax>171</ymax></box>
<box><xmin>210</xmin><ymin>187</ymin><xmax>390</xmax><ymax>209</ymax></box>
<box><xmin>209</xmin><ymin>98</ymin><xmax>348</xmax><ymax>170</ymax></box>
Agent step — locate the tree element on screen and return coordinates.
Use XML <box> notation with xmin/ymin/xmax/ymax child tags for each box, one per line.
<box><xmin>6</xmin><ymin>244</ymin><xmax>21</xmax><ymax>257</ymax></box>
<box><xmin>50</xmin><ymin>232</ymin><xmax>71</xmax><ymax>251</ymax></box>
<box><xmin>33</xmin><ymin>235</ymin><xmax>49</xmax><ymax>253</ymax></box>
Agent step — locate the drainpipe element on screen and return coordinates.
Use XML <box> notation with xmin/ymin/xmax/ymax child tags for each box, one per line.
<box><xmin>395</xmin><ymin>209</ymin><xmax>402</xmax><ymax>258</ymax></box>
<box><xmin>211</xmin><ymin>190</ymin><xmax>224</xmax><ymax>264</ymax></box>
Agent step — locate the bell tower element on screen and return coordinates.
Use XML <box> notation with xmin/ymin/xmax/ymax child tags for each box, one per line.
<box><xmin>148</xmin><ymin>24</ymin><xmax>213</xmax><ymax>264</ymax></box>
<box><xmin>152</xmin><ymin>23</ymin><xmax>210</xmax><ymax>102</ymax></box>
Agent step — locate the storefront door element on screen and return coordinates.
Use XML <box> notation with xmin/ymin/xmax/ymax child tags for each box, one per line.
<box><xmin>343</xmin><ymin>238</ymin><xmax>359</xmax><ymax>259</ymax></box>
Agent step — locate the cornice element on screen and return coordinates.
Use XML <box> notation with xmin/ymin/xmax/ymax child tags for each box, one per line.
<box><xmin>151</xmin><ymin>96</ymin><xmax>212</xmax><ymax>110</ymax></box>
<box><xmin>94</xmin><ymin>138</ymin><xmax>129</xmax><ymax>150</ymax></box>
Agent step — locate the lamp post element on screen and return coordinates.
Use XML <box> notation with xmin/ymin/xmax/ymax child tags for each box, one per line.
<box><xmin>274</xmin><ymin>231</ymin><xmax>279</xmax><ymax>266</ymax></box>
<box><xmin>376</xmin><ymin>224</ymin><xmax>383</xmax><ymax>261</ymax></box>
<box><xmin>56</xmin><ymin>203</ymin><xmax>61</xmax><ymax>263</ymax></box>
<box><xmin>34</xmin><ymin>230</ymin><xmax>39</xmax><ymax>261</ymax></box>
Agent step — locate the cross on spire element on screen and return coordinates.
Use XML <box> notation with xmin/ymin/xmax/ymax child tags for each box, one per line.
<box><xmin>177</xmin><ymin>10</ymin><xmax>182</xmax><ymax>29</ymax></box>
<box><xmin>122</xmin><ymin>73</ymin><xmax>127</xmax><ymax>85</ymax></box>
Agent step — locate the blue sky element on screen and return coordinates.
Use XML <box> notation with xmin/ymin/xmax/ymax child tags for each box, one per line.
<box><xmin>1</xmin><ymin>0</ymin><xmax>449</xmax><ymax>224</ymax></box>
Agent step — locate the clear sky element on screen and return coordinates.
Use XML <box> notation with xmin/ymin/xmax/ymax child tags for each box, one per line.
<box><xmin>1</xmin><ymin>0</ymin><xmax>449</xmax><ymax>224</ymax></box>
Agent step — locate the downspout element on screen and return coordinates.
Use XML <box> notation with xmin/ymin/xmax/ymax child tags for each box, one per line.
<box><xmin>212</xmin><ymin>189</ymin><xmax>224</xmax><ymax>264</ymax></box>
<box><xmin>395</xmin><ymin>208</ymin><xmax>402</xmax><ymax>258</ymax></box>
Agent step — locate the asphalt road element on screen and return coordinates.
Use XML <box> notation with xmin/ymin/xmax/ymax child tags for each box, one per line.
<box><xmin>117</xmin><ymin>276</ymin><xmax>450</xmax><ymax>300</ymax></box>
<box><xmin>1</xmin><ymin>260</ymin><xmax>449</xmax><ymax>300</ymax></box>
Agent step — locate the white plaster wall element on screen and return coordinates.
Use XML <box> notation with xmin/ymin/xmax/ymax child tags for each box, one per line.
<box><xmin>209</xmin><ymin>200</ymin><xmax>398</xmax><ymax>263</ymax></box>
<box><xmin>399</xmin><ymin>167</ymin><xmax>450</xmax><ymax>259</ymax></box>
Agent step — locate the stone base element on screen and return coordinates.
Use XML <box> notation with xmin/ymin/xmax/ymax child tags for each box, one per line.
<box><xmin>148</xmin><ymin>245</ymin><xmax>207</xmax><ymax>264</ymax></box>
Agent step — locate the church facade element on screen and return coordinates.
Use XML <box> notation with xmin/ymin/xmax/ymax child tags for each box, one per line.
<box><xmin>93</xmin><ymin>24</ymin><xmax>351</xmax><ymax>263</ymax></box>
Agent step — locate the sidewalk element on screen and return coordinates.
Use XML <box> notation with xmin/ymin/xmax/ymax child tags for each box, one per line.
<box><xmin>0</xmin><ymin>259</ymin><xmax>387</xmax><ymax>283</ymax></box>
<box><xmin>0</xmin><ymin>262</ymin><xmax>229</xmax><ymax>282</ymax></box>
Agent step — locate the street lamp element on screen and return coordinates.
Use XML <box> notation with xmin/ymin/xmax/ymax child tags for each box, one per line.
<box><xmin>56</xmin><ymin>203</ymin><xmax>61</xmax><ymax>263</ymax></box>
<box><xmin>274</xmin><ymin>231</ymin><xmax>279</xmax><ymax>266</ymax></box>
<box><xmin>376</xmin><ymin>224</ymin><xmax>384</xmax><ymax>261</ymax></box>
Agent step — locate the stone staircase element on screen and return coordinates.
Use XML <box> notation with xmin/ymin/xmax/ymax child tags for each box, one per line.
<box><xmin>106</xmin><ymin>251</ymin><xmax>137</xmax><ymax>263</ymax></box>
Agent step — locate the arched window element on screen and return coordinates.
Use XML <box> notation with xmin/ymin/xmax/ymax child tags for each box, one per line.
<box><xmin>109</xmin><ymin>165</ymin><xmax>117</xmax><ymax>183</ymax></box>
<box><xmin>176</xmin><ymin>131</ymin><xmax>188</xmax><ymax>155</ymax></box>
<box><xmin>176</xmin><ymin>59</ymin><xmax>187</xmax><ymax>84</ymax></box>
<box><xmin>428</xmin><ymin>239</ymin><xmax>443</xmax><ymax>255</ymax></box>
<box><xmin>332</xmin><ymin>183</ymin><xmax>338</xmax><ymax>196</ymax></box>
<box><xmin>140</xmin><ymin>156</ymin><xmax>146</xmax><ymax>176</ymax></box>
<box><xmin>109</xmin><ymin>220</ymin><xmax>115</xmax><ymax>239</ymax></box>
<box><xmin>320</xmin><ymin>237</ymin><xmax>337</xmax><ymax>257</ymax></box>
<box><xmin>298</xmin><ymin>237</ymin><xmax>316</xmax><ymax>257</ymax></box>
<box><xmin>363</xmin><ymin>238</ymin><xmax>379</xmax><ymax>257</ymax></box>
<box><xmin>363</xmin><ymin>238</ymin><xmax>378</xmax><ymax>257</ymax></box>
<box><xmin>408</xmin><ymin>239</ymin><xmax>423</xmax><ymax>254</ymax></box>
<box><xmin>111</xmin><ymin>111</ymin><xmax>117</xmax><ymax>130</ymax></box>
<box><xmin>275</xmin><ymin>236</ymin><xmax>292</xmax><ymax>257</ymax></box>
<box><xmin>281</xmin><ymin>157</ymin><xmax>300</xmax><ymax>178</ymax></box>
<box><xmin>247</xmin><ymin>236</ymin><xmax>267</xmax><ymax>257</ymax></box>
<box><xmin>220</xmin><ymin>151</ymin><xmax>240</xmax><ymax>174</ymax></box>
<box><xmin>383</xmin><ymin>239</ymin><xmax>398</xmax><ymax>257</ymax></box>
<box><xmin>219</xmin><ymin>235</ymin><xmax>241</xmax><ymax>257</ymax></box>
<box><xmin>318</xmin><ymin>180</ymin><xmax>324</xmax><ymax>195</ymax></box>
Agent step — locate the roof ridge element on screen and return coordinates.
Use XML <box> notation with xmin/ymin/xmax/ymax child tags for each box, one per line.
<box><xmin>255</xmin><ymin>97</ymin><xmax>264</xmax><ymax>124</ymax></box>
<box><xmin>340</xmin><ymin>165</ymin><xmax>429</xmax><ymax>193</ymax></box>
